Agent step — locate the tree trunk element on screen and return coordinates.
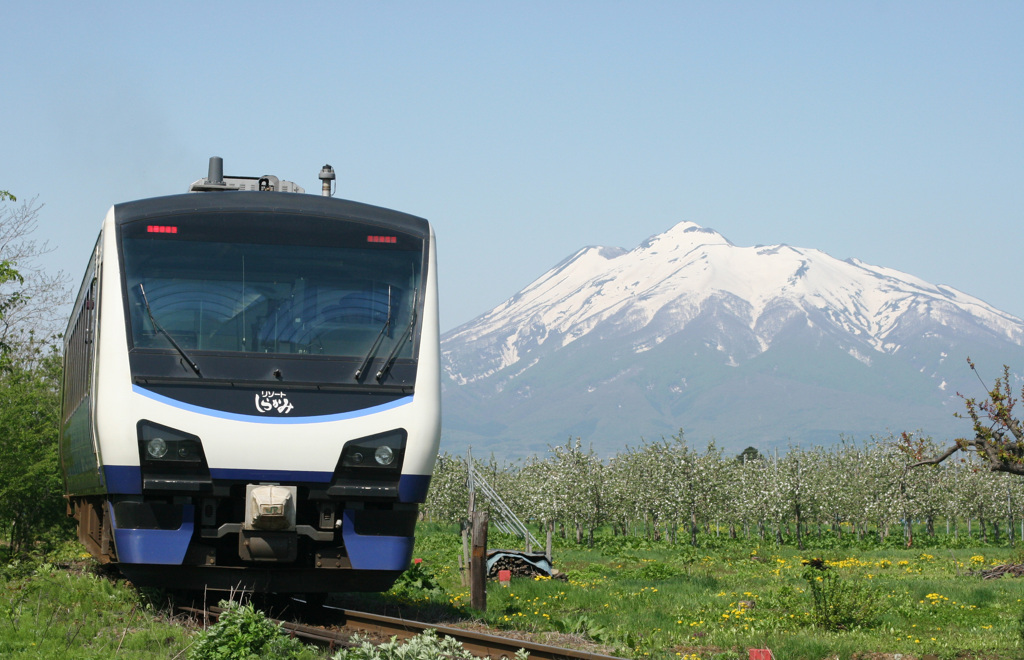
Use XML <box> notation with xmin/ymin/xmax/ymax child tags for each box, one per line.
<box><xmin>1008</xmin><ymin>489</ymin><xmax>1016</xmax><ymax>547</ymax></box>
<box><xmin>795</xmin><ymin>504</ymin><xmax>804</xmax><ymax>551</ymax></box>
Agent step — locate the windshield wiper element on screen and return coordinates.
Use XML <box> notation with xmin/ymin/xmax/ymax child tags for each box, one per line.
<box><xmin>354</xmin><ymin>286</ymin><xmax>393</xmax><ymax>381</ymax></box>
<box><xmin>354</xmin><ymin>317</ymin><xmax>390</xmax><ymax>381</ymax></box>
<box><xmin>139</xmin><ymin>284</ymin><xmax>202</xmax><ymax>378</ymax></box>
<box><xmin>376</xmin><ymin>289</ymin><xmax>418</xmax><ymax>382</ymax></box>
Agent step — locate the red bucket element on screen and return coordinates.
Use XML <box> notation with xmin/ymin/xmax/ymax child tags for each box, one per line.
<box><xmin>749</xmin><ymin>650</ymin><xmax>772</xmax><ymax>660</ymax></box>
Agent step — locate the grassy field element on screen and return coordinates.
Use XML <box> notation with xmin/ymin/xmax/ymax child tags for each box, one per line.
<box><xmin>392</xmin><ymin>524</ymin><xmax>1024</xmax><ymax>660</ymax></box>
<box><xmin>0</xmin><ymin>554</ymin><xmax>192</xmax><ymax>658</ymax></box>
<box><xmin>4</xmin><ymin>529</ymin><xmax>1024</xmax><ymax>659</ymax></box>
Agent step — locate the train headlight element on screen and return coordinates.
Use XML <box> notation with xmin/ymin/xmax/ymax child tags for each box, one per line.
<box><xmin>146</xmin><ymin>437</ymin><xmax>168</xmax><ymax>459</ymax></box>
<box><xmin>338</xmin><ymin>429</ymin><xmax>407</xmax><ymax>471</ymax></box>
<box><xmin>374</xmin><ymin>445</ymin><xmax>395</xmax><ymax>466</ymax></box>
<box><xmin>137</xmin><ymin>420</ymin><xmax>206</xmax><ymax>465</ymax></box>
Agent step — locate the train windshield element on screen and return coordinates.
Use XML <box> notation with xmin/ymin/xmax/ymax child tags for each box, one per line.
<box><xmin>120</xmin><ymin>213</ymin><xmax>424</xmax><ymax>361</ymax></box>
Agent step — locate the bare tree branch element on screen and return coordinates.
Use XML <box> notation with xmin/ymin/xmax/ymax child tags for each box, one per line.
<box><xmin>0</xmin><ymin>196</ymin><xmax>72</xmax><ymax>343</ymax></box>
<box><xmin>907</xmin><ymin>440</ymin><xmax>964</xmax><ymax>469</ymax></box>
<box><xmin>908</xmin><ymin>360</ymin><xmax>1024</xmax><ymax>477</ymax></box>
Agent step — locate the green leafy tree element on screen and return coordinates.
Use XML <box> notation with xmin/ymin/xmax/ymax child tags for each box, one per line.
<box><xmin>0</xmin><ymin>190</ymin><xmax>72</xmax><ymax>558</ymax></box>
<box><xmin>736</xmin><ymin>445</ymin><xmax>764</xmax><ymax>462</ymax></box>
<box><xmin>0</xmin><ymin>259</ymin><xmax>25</xmax><ymax>354</ymax></box>
<box><xmin>0</xmin><ymin>337</ymin><xmax>68</xmax><ymax>557</ymax></box>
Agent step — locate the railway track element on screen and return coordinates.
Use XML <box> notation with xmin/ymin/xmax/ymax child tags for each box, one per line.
<box><xmin>177</xmin><ymin>602</ymin><xmax>628</xmax><ymax>660</ymax></box>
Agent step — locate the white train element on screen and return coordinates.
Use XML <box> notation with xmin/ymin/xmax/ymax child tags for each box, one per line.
<box><xmin>60</xmin><ymin>158</ymin><xmax>441</xmax><ymax>592</ymax></box>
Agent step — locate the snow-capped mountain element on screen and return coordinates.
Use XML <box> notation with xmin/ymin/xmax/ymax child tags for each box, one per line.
<box><xmin>440</xmin><ymin>222</ymin><xmax>1024</xmax><ymax>458</ymax></box>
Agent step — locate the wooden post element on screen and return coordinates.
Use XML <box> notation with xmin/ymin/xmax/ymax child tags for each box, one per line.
<box><xmin>546</xmin><ymin>520</ymin><xmax>553</xmax><ymax>563</ymax></box>
<box><xmin>467</xmin><ymin>448</ymin><xmax>476</xmax><ymax>516</ymax></box>
<box><xmin>471</xmin><ymin>511</ymin><xmax>489</xmax><ymax>612</ymax></box>
<box><xmin>464</xmin><ymin>449</ymin><xmax>476</xmax><ymax>589</ymax></box>
<box><xmin>460</xmin><ymin>519</ymin><xmax>470</xmax><ymax>587</ymax></box>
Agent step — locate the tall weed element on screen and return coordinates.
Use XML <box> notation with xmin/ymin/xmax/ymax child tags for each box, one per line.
<box><xmin>801</xmin><ymin>558</ymin><xmax>879</xmax><ymax>631</ymax></box>
<box><xmin>188</xmin><ymin>599</ymin><xmax>317</xmax><ymax>660</ymax></box>
<box><xmin>332</xmin><ymin>628</ymin><xmax>527</xmax><ymax>660</ymax></box>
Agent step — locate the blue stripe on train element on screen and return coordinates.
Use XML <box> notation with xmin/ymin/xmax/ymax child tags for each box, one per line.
<box><xmin>105</xmin><ymin>465</ymin><xmax>142</xmax><ymax>495</ymax></box>
<box><xmin>398</xmin><ymin>473</ymin><xmax>431</xmax><ymax>503</ymax></box>
<box><xmin>110</xmin><ymin>506</ymin><xmax>415</xmax><ymax>569</ymax></box>
<box><xmin>341</xmin><ymin>509</ymin><xmax>415</xmax><ymax>571</ymax></box>
<box><xmin>131</xmin><ymin>385</ymin><xmax>413</xmax><ymax>424</ymax></box>
<box><xmin>104</xmin><ymin>464</ymin><xmax>431</xmax><ymax>502</ymax></box>
<box><xmin>110</xmin><ymin>503</ymin><xmax>195</xmax><ymax>564</ymax></box>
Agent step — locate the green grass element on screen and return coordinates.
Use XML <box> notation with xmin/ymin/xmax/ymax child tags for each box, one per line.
<box><xmin>7</xmin><ymin>529</ymin><xmax>1024</xmax><ymax>659</ymax></box>
<box><xmin>396</xmin><ymin>525</ymin><xmax>1024</xmax><ymax>659</ymax></box>
<box><xmin>0</xmin><ymin>558</ymin><xmax>192</xmax><ymax>658</ymax></box>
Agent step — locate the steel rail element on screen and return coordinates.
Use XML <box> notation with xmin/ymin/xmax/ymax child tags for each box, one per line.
<box><xmin>177</xmin><ymin>604</ymin><xmax>628</xmax><ymax>660</ymax></box>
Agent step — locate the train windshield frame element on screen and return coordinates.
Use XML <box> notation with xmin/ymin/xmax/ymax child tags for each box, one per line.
<box><xmin>118</xmin><ymin>212</ymin><xmax>425</xmax><ymax>364</ymax></box>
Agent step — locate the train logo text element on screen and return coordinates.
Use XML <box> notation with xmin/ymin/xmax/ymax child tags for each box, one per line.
<box><xmin>255</xmin><ymin>391</ymin><xmax>294</xmax><ymax>414</ymax></box>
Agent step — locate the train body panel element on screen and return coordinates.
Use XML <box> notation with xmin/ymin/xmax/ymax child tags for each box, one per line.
<box><xmin>401</xmin><ymin>229</ymin><xmax>441</xmax><ymax>480</ymax></box>
<box><xmin>92</xmin><ymin>206</ymin><xmax>133</xmax><ymax>475</ymax></box>
<box><xmin>97</xmin><ymin>389</ymin><xmax>433</xmax><ymax>488</ymax></box>
<box><xmin>60</xmin><ymin>160</ymin><xmax>441</xmax><ymax>592</ymax></box>
<box><xmin>60</xmin><ymin>233</ymin><xmax>105</xmax><ymax>495</ymax></box>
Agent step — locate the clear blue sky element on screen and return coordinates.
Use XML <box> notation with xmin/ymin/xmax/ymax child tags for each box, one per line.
<box><xmin>2</xmin><ymin>2</ymin><xmax>1021</xmax><ymax>332</ymax></box>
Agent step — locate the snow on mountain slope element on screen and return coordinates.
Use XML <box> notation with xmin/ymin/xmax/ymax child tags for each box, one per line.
<box><xmin>443</xmin><ymin>221</ymin><xmax>1024</xmax><ymax>386</ymax></box>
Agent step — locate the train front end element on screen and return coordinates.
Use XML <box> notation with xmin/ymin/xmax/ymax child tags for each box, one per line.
<box><xmin>61</xmin><ymin>168</ymin><xmax>440</xmax><ymax>593</ymax></box>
